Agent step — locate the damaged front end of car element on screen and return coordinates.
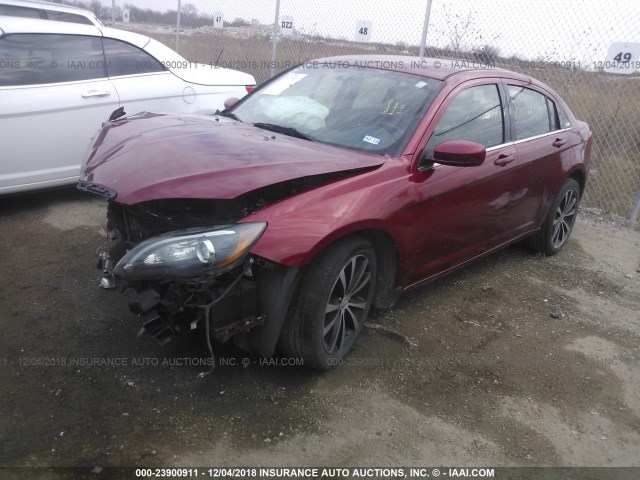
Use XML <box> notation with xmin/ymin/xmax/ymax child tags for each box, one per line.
<box><xmin>90</xmin><ymin>191</ymin><xmax>305</xmax><ymax>356</ymax></box>
<box><xmin>98</xmin><ymin>199</ymin><xmax>269</xmax><ymax>348</ymax></box>
<box><xmin>84</xmin><ymin>166</ymin><xmax>378</xmax><ymax>357</ymax></box>
<box><xmin>79</xmin><ymin>111</ymin><xmax>387</xmax><ymax>358</ymax></box>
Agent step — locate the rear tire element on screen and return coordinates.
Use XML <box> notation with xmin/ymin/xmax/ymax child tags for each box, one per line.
<box><xmin>526</xmin><ymin>178</ymin><xmax>580</xmax><ymax>256</ymax></box>
<box><xmin>279</xmin><ymin>236</ymin><xmax>377</xmax><ymax>370</ymax></box>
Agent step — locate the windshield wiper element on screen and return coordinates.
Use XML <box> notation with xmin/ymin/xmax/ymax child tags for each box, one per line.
<box><xmin>218</xmin><ymin>110</ymin><xmax>241</xmax><ymax>122</ymax></box>
<box><xmin>253</xmin><ymin>123</ymin><xmax>316</xmax><ymax>142</ymax></box>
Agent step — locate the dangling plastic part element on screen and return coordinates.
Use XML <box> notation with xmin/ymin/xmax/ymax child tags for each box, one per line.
<box><xmin>197</xmin><ymin>303</ymin><xmax>216</xmax><ymax>379</ymax></box>
<box><xmin>196</xmin><ymin>271</ymin><xmax>245</xmax><ymax>379</ymax></box>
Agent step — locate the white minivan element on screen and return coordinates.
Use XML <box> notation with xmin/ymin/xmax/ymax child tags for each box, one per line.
<box><xmin>0</xmin><ymin>16</ymin><xmax>256</xmax><ymax>195</ymax></box>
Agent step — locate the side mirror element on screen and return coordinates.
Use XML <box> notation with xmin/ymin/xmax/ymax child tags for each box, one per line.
<box><xmin>224</xmin><ymin>97</ymin><xmax>240</xmax><ymax>109</ymax></box>
<box><xmin>432</xmin><ymin>140</ymin><xmax>486</xmax><ymax>167</ymax></box>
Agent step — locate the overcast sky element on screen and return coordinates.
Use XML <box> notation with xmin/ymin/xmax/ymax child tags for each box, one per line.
<box><xmin>97</xmin><ymin>0</ymin><xmax>640</xmax><ymax>63</ymax></box>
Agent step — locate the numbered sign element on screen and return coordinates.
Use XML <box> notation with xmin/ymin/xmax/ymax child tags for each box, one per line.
<box><xmin>213</xmin><ymin>11</ymin><xmax>224</xmax><ymax>28</ymax></box>
<box><xmin>122</xmin><ymin>8</ymin><xmax>130</xmax><ymax>23</ymax></box>
<box><xmin>280</xmin><ymin>15</ymin><xmax>294</xmax><ymax>35</ymax></box>
<box><xmin>355</xmin><ymin>20</ymin><xmax>372</xmax><ymax>43</ymax></box>
<box><xmin>604</xmin><ymin>42</ymin><xmax>640</xmax><ymax>74</ymax></box>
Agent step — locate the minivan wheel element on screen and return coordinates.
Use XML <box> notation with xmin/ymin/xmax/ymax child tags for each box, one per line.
<box><xmin>526</xmin><ymin>178</ymin><xmax>580</xmax><ymax>256</ymax></box>
<box><xmin>279</xmin><ymin>237</ymin><xmax>377</xmax><ymax>370</ymax></box>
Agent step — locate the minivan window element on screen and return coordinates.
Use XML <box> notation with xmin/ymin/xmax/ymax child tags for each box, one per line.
<box><xmin>0</xmin><ymin>34</ymin><xmax>106</xmax><ymax>86</ymax></box>
<box><xmin>0</xmin><ymin>4</ymin><xmax>42</xmax><ymax>18</ymax></box>
<box><xmin>102</xmin><ymin>38</ymin><xmax>165</xmax><ymax>77</ymax></box>
<box><xmin>45</xmin><ymin>11</ymin><xmax>94</xmax><ymax>25</ymax></box>
<box><xmin>508</xmin><ymin>85</ymin><xmax>560</xmax><ymax>140</ymax></box>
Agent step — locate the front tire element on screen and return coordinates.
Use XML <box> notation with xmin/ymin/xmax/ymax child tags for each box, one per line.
<box><xmin>526</xmin><ymin>178</ymin><xmax>580</xmax><ymax>256</ymax></box>
<box><xmin>279</xmin><ymin>236</ymin><xmax>377</xmax><ymax>370</ymax></box>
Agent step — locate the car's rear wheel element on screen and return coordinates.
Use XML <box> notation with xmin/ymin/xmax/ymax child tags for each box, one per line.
<box><xmin>526</xmin><ymin>177</ymin><xmax>580</xmax><ymax>256</ymax></box>
<box><xmin>279</xmin><ymin>236</ymin><xmax>377</xmax><ymax>370</ymax></box>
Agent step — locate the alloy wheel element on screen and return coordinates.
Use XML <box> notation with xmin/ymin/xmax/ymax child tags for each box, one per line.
<box><xmin>323</xmin><ymin>254</ymin><xmax>372</xmax><ymax>354</ymax></box>
<box><xmin>552</xmin><ymin>188</ymin><xmax>578</xmax><ymax>248</ymax></box>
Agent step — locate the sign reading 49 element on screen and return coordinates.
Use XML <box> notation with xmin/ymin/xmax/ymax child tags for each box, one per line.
<box><xmin>604</xmin><ymin>42</ymin><xmax>640</xmax><ymax>74</ymax></box>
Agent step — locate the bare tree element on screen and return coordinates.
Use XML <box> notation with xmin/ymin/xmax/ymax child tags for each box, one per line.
<box><xmin>441</xmin><ymin>4</ymin><xmax>479</xmax><ymax>55</ymax></box>
<box><xmin>181</xmin><ymin>3</ymin><xmax>198</xmax><ymax>17</ymax></box>
<box><xmin>89</xmin><ymin>0</ymin><xmax>104</xmax><ymax>18</ymax></box>
<box><xmin>473</xmin><ymin>44</ymin><xmax>500</xmax><ymax>64</ymax></box>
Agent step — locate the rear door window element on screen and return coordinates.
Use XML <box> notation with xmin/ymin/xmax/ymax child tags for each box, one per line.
<box><xmin>102</xmin><ymin>38</ymin><xmax>165</xmax><ymax>77</ymax></box>
<box><xmin>507</xmin><ymin>85</ymin><xmax>561</xmax><ymax>140</ymax></box>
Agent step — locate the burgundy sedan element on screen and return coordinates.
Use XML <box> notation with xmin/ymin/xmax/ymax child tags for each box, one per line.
<box><xmin>79</xmin><ymin>56</ymin><xmax>592</xmax><ymax>370</ymax></box>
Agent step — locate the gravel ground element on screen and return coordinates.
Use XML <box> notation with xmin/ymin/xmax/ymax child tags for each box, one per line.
<box><xmin>0</xmin><ymin>187</ymin><xmax>639</xmax><ymax>473</ymax></box>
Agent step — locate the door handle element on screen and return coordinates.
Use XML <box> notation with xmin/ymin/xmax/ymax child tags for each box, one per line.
<box><xmin>494</xmin><ymin>154</ymin><xmax>515</xmax><ymax>166</ymax></box>
<box><xmin>552</xmin><ymin>138</ymin><xmax>566</xmax><ymax>147</ymax></box>
<box><xmin>82</xmin><ymin>90</ymin><xmax>110</xmax><ymax>98</ymax></box>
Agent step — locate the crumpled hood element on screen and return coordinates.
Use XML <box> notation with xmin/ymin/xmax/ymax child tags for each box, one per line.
<box><xmin>81</xmin><ymin>112</ymin><xmax>386</xmax><ymax>205</ymax></box>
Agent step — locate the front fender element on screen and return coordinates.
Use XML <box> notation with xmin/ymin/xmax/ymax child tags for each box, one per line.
<box><xmin>242</xmin><ymin>158</ymin><xmax>410</xmax><ymax>267</ymax></box>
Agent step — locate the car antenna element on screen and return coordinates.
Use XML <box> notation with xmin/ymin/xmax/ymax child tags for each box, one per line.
<box><xmin>213</xmin><ymin>48</ymin><xmax>224</xmax><ymax>67</ymax></box>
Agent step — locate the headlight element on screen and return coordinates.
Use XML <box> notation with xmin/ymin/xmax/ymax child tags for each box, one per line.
<box><xmin>114</xmin><ymin>222</ymin><xmax>267</xmax><ymax>280</ymax></box>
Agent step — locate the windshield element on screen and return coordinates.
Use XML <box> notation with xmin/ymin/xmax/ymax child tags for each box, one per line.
<box><xmin>231</xmin><ymin>64</ymin><xmax>443</xmax><ymax>156</ymax></box>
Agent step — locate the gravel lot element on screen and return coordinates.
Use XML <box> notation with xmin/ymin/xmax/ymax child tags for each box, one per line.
<box><xmin>1</xmin><ymin>187</ymin><xmax>639</xmax><ymax>472</ymax></box>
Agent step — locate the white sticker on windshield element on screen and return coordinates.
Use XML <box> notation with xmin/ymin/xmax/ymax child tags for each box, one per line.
<box><xmin>261</xmin><ymin>73</ymin><xmax>307</xmax><ymax>95</ymax></box>
<box><xmin>414</xmin><ymin>80</ymin><xmax>428</xmax><ymax>88</ymax></box>
<box><xmin>362</xmin><ymin>135</ymin><xmax>381</xmax><ymax>145</ymax></box>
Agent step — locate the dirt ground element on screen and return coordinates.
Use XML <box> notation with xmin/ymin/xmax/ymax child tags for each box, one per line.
<box><xmin>1</xmin><ymin>187</ymin><xmax>639</xmax><ymax>473</ymax></box>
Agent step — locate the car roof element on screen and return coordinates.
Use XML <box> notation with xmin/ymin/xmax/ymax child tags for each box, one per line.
<box><xmin>315</xmin><ymin>54</ymin><xmax>532</xmax><ymax>83</ymax></box>
<box><xmin>0</xmin><ymin>15</ymin><xmax>150</xmax><ymax>48</ymax></box>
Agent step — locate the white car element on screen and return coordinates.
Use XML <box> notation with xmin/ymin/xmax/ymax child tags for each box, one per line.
<box><xmin>0</xmin><ymin>16</ymin><xmax>256</xmax><ymax>195</ymax></box>
<box><xmin>0</xmin><ymin>0</ymin><xmax>103</xmax><ymax>26</ymax></box>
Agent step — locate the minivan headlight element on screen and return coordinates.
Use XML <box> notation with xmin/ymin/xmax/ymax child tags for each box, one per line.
<box><xmin>114</xmin><ymin>222</ymin><xmax>266</xmax><ymax>280</ymax></box>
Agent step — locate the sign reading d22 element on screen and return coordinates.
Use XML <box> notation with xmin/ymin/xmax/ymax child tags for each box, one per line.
<box><xmin>604</xmin><ymin>42</ymin><xmax>640</xmax><ymax>74</ymax></box>
<box><xmin>122</xmin><ymin>9</ymin><xmax>130</xmax><ymax>23</ymax></box>
<box><xmin>280</xmin><ymin>16</ymin><xmax>294</xmax><ymax>35</ymax></box>
<box><xmin>355</xmin><ymin>20</ymin><xmax>372</xmax><ymax>43</ymax></box>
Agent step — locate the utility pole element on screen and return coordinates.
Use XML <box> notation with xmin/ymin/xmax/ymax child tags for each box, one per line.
<box><xmin>176</xmin><ymin>0</ymin><xmax>182</xmax><ymax>53</ymax></box>
<box><xmin>419</xmin><ymin>0</ymin><xmax>434</xmax><ymax>58</ymax></box>
<box><xmin>270</xmin><ymin>0</ymin><xmax>281</xmax><ymax>78</ymax></box>
<box><xmin>111</xmin><ymin>0</ymin><xmax>115</xmax><ymax>24</ymax></box>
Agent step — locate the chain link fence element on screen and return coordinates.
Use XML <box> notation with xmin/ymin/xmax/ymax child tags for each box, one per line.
<box><xmin>68</xmin><ymin>0</ymin><xmax>640</xmax><ymax>225</ymax></box>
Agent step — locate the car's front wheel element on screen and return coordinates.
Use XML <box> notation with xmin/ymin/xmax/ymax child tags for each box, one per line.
<box><xmin>526</xmin><ymin>177</ymin><xmax>580</xmax><ymax>255</ymax></box>
<box><xmin>279</xmin><ymin>236</ymin><xmax>377</xmax><ymax>370</ymax></box>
